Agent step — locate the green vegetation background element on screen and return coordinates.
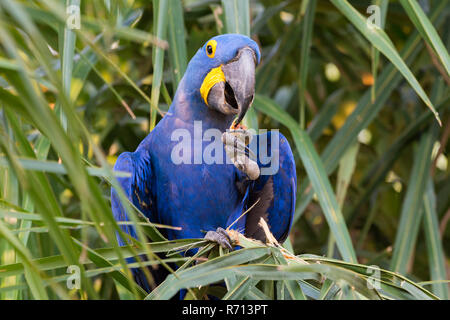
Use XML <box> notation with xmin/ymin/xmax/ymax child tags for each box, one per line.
<box><xmin>0</xmin><ymin>0</ymin><xmax>448</xmax><ymax>300</ymax></box>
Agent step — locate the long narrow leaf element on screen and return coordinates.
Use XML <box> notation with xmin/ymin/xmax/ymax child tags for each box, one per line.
<box><xmin>254</xmin><ymin>95</ymin><xmax>357</xmax><ymax>263</ymax></box>
<box><xmin>422</xmin><ymin>178</ymin><xmax>449</xmax><ymax>299</ymax></box>
<box><xmin>390</xmin><ymin>127</ymin><xmax>437</xmax><ymax>274</ymax></box>
<box><xmin>331</xmin><ymin>0</ymin><xmax>441</xmax><ymax>126</ymax></box>
<box><xmin>399</xmin><ymin>0</ymin><xmax>450</xmax><ymax>76</ymax></box>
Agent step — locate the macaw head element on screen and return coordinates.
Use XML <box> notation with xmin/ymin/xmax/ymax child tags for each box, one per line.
<box><xmin>176</xmin><ymin>34</ymin><xmax>261</xmax><ymax>127</ymax></box>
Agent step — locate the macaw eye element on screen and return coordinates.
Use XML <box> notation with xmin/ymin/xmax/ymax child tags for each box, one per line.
<box><xmin>205</xmin><ymin>40</ymin><xmax>217</xmax><ymax>58</ymax></box>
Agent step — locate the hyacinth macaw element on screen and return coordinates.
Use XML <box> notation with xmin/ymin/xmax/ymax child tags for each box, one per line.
<box><xmin>111</xmin><ymin>34</ymin><xmax>296</xmax><ymax>292</ymax></box>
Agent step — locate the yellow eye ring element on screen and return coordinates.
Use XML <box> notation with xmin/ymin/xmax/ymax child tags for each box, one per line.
<box><xmin>205</xmin><ymin>40</ymin><xmax>217</xmax><ymax>58</ymax></box>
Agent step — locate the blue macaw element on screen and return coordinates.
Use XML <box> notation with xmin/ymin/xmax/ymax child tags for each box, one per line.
<box><xmin>111</xmin><ymin>34</ymin><xmax>296</xmax><ymax>292</ymax></box>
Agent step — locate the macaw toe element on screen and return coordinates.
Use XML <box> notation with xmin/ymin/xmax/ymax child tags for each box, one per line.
<box><xmin>222</xmin><ymin>130</ymin><xmax>260</xmax><ymax>180</ymax></box>
<box><xmin>204</xmin><ymin>227</ymin><xmax>233</xmax><ymax>250</ymax></box>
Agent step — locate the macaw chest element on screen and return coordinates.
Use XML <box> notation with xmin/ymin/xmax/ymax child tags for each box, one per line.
<box><xmin>151</xmin><ymin>153</ymin><xmax>245</xmax><ymax>240</ymax></box>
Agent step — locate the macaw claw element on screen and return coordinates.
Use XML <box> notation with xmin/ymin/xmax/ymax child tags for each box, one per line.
<box><xmin>222</xmin><ymin>130</ymin><xmax>260</xmax><ymax>180</ymax></box>
<box><xmin>204</xmin><ymin>227</ymin><xmax>233</xmax><ymax>250</ymax></box>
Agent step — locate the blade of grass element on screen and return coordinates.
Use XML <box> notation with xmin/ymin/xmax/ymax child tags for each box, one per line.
<box><xmin>331</xmin><ymin>0</ymin><xmax>441</xmax><ymax>126</ymax></box>
<box><xmin>150</xmin><ymin>0</ymin><xmax>168</xmax><ymax>131</ymax></box>
<box><xmin>55</xmin><ymin>0</ymin><xmax>79</xmax><ymax>131</ymax></box>
<box><xmin>150</xmin><ymin>259</ymin><xmax>381</xmax><ymax>300</ymax></box>
<box><xmin>399</xmin><ymin>0</ymin><xmax>450</xmax><ymax>77</ymax></box>
<box><xmin>294</xmin><ymin>1</ymin><xmax>448</xmax><ymax>223</ymax></box>
<box><xmin>0</xmin><ymin>209</ymin><xmax>178</xmax><ymax>231</ymax></box>
<box><xmin>0</xmin><ymin>113</ymin><xmax>19</xmax><ymax>300</ymax></box>
<box><xmin>71</xmin><ymin>238</ymin><xmax>147</xmax><ymax>298</ymax></box>
<box><xmin>146</xmin><ymin>247</ymin><xmax>271</xmax><ymax>299</ymax></box>
<box><xmin>0</xmin><ymin>157</ymin><xmax>131</xmax><ymax>178</ymax></box>
<box><xmin>24</xmin><ymin>1</ymin><xmax>166</xmax><ymax>47</ymax></box>
<box><xmin>271</xmin><ymin>248</ymin><xmax>307</xmax><ymax>300</ymax></box>
<box><xmin>254</xmin><ymin>95</ymin><xmax>357</xmax><ymax>263</ymax></box>
<box><xmin>167</xmin><ymin>0</ymin><xmax>187</xmax><ymax>90</ymax></box>
<box><xmin>221</xmin><ymin>0</ymin><xmax>257</xmax><ymax>129</ymax></box>
<box><xmin>0</xmin><ymin>2</ymin><xmax>145</xmax><ymax>297</ymax></box>
<box><xmin>390</xmin><ymin>126</ymin><xmax>437</xmax><ymax>274</ymax></box>
<box><xmin>299</xmin><ymin>0</ymin><xmax>316</xmax><ymax>128</ymax></box>
<box><xmin>0</xmin><ymin>239</ymin><xmax>206</xmax><ymax>280</ymax></box>
<box><xmin>221</xmin><ymin>0</ymin><xmax>250</xmax><ymax>36</ymax></box>
<box><xmin>0</xmin><ymin>219</ymin><xmax>48</xmax><ymax>299</ymax></box>
<box><xmin>327</xmin><ymin>142</ymin><xmax>359</xmax><ymax>258</ymax></box>
<box><xmin>256</xmin><ymin>18</ymin><xmax>302</xmax><ymax>96</ymax></box>
<box><xmin>422</xmin><ymin>177</ymin><xmax>449</xmax><ymax>299</ymax></box>
<box><xmin>307</xmin><ymin>89</ymin><xmax>345</xmax><ymax>141</ymax></box>
<box><xmin>3</xmin><ymin>110</ymin><xmax>52</xmax><ymax>298</ymax></box>
<box><xmin>370</xmin><ymin>0</ymin><xmax>388</xmax><ymax>103</ymax></box>
<box><xmin>251</xmin><ymin>1</ymin><xmax>289</xmax><ymax>36</ymax></box>
<box><xmin>347</xmin><ymin>85</ymin><xmax>449</xmax><ymax>226</ymax></box>
<box><xmin>301</xmin><ymin>254</ymin><xmax>438</xmax><ymax>299</ymax></box>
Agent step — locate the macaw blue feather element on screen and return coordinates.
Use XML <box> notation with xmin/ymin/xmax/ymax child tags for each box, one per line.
<box><xmin>111</xmin><ymin>34</ymin><xmax>297</xmax><ymax>293</ymax></box>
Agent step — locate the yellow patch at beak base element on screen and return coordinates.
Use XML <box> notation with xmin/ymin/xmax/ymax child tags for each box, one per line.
<box><xmin>200</xmin><ymin>65</ymin><xmax>225</xmax><ymax>105</ymax></box>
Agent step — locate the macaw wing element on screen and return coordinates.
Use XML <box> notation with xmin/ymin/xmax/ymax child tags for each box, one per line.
<box><xmin>111</xmin><ymin>150</ymin><xmax>158</xmax><ymax>292</ymax></box>
<box><xmin>111</xmin><ymin>150</ymin><xmax>153</xmax><ymax>246</ymax></box>
<box><xmin>244</xmin><ymin>132</ymin><xmax>297</xmax><ymax>244</ymax></box>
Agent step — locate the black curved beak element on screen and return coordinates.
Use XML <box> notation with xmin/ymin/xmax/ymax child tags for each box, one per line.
<box><xmin>206</xmin><ymin>47</ymin><xmax>257</xmax><ymax>125</ymax></box>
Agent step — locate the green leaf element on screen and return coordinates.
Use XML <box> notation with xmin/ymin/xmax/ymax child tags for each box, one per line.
<box><xmin>0</xmin><ymin>239</ymin><xmax>206</xmax><ymax>280</ymax></box>
<box><xmin>347</xmin><ymin>94</ymin><xmax>449</xmax><ymax>226</ymax></box>
<box><xmin>221</xmin><ymin>0</ymin><xmax>250</xmax><ymax>36</ymax></box>
<box><xmin>146</xmin><ymin>247</ymin><xmax>270</xmax><ymax>299</ymax></box>
<box><xmin>301</xmin><ymin>255</ymin><xmax>438</xmax><ymax>300</ymax></box>
<box><xmin>271</xmin><ymin>248</ymin><xmax>307</xmax><ymax>300</ymax></box>
<box><xmin>0</xmin><ymin>219</ymin><xmax>48</xmax><ymax>299</ymax></box>
<box><xmin>331</xmin><ymin>0</ymin><xmax>441</xmax><ymax>126</ymax></box>
<box><xmin>294</xmin><ymin>1</ymin><xmax>448</xmax><ymax>222</ymax></box>
<box><xmin>327</xmin><ymin>142</ymin><xmax>359</xmax><ymax>258</ymax></box>
<box><xmin>399</xmin><ymin>0</ymin><xmax>450</xmax><ymax>77</ymax></box>
<box><xmin>389</xmin><ymin>127</ymin><xmax>438</xmax><ymax>274</ymax></box>
<box><xmin>150</xmin><ymin>0</ymin><xmax>169</xmax><ymax>131</ymax></box>
<box><xmin>223</xmin><ymin>276</ymin><xmax>258</xmax><ymax>300</ymax></box>
<box><xmin>167</xmin><ymin>0</ymin><xmax>187</xmax><ymax>90</ymax></box>
<box><xmin>370</xmin><ymin>0</ymin><xmax>389</xmax><ymax>102</ymax></box>
<box><xmin>307</xmin><ymin>89</ymin><xmax>344</xmax><ymax>142</ymax></box>
<box><xmin>0</xmin><ymin>157</ymin><xmax>131</xmax><ymax>178</ymax></box>
<box><xmin>55</xmin><ymin>0</ymin><xmax>79</xmax><ymax>131</ymax></box>
<box><xmin>422</xmin><ymin>178</ymin><xmax>449</xmax><ymax>299</ymax></box>
<box><xmin>71</xmin><ymin>238</ymin><xmax>147</xmax><ymax>299</ymax></box>
<box><xmin>299</xmin><ymin>0</ymin><xmax>316</xmax><ymax>128</ymax></box>
<box><xmin>221</xmin><ymin>0</ymin><xmax>257</xmax><ymax>129</ymax></box>
<box><xmin>253</xmin><ymin>95</ymin><xmax>357</xmax><ymax>263</ymax></box>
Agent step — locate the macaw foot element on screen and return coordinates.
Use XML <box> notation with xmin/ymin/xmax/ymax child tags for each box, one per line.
<box><xmin>222</xmin><ymin>130</ymin><xmax>260</xmax><ymax>180</ymax></box>
<box><xmin>204</xmin><ymin>227</ymin><xmax>233</xmax><ymax>250</ymax></box>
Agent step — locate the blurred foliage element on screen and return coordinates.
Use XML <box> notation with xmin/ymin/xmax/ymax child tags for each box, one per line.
<box><xmin>0</xmin><ymin>0</ymin><xmax>448</xmax><ymax>299</ymax></box>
